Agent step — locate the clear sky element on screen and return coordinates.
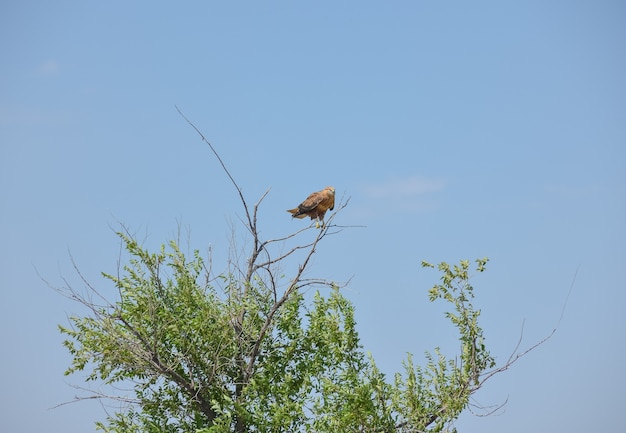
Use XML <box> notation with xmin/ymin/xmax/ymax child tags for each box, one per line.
<box><xmin>1</xmin><ymin>1</ymin><xmax>625</xmax><ymax>432</ymax></box>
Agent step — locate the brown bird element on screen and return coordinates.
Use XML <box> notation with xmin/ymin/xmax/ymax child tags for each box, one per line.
<box><xmin>287</xmin><ymin>186</ymin><xmax>336</xmax><ymax>228</ymax></box>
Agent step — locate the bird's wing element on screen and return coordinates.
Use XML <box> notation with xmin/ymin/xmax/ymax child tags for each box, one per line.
<box><xmin>298</xmin><ymin>191</ymin><xmax>324</xmax><ymax>212</ymax></box>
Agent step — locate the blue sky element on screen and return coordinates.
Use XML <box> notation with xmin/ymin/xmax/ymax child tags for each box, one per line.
<box><xmin>1</xmin><ymin>1</ymin><xmax>625</xmax><ymax>432</ymax></box>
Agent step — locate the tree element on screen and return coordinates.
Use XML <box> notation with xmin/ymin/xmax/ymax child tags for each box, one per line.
<box><xmin>56</xmin><ymin>113</ymin><xmax>540</xmax><ymax>432</ymax></box>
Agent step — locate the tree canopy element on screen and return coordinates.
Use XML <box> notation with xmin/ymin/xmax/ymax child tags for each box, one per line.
<box><xmin>59</xmin><ymin>219</ymin><xmax>507</xmax><ymax>432</ymax></box>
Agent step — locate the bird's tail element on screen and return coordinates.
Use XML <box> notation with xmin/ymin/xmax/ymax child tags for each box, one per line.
<box><xmin>287</xmin><ymin>208</ymin><xmax>306</xmax><ymax>219</ymax></box>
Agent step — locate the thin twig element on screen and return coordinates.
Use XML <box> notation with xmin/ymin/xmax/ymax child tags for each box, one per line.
<box><xmin>175</xmin><ymin>106</ymin><xmax>254</xmax><ymax>232</ymax></box>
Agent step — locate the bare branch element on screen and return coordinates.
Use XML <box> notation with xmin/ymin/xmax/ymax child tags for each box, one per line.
<box><xmin>176</xmin><ymin>106</ymin><xmax>254</xmax><ymax>232</ymax></box>
<box><xmin>474</xmin><ymin>266</ymin><xmax>579</xmax><ymax>404</ymax></box>
<box><xmin>50</xmin><ymin>385</ymin><xmax>140</xmax><ymax>410</ymax></box>
<box><xmin>244</xmin><ymin>207</ymin><xmax>343</xmax><ymax>380</ymax></box>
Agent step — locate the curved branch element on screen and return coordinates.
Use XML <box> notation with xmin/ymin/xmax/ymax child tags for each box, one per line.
<box><xmin>176</xmin><ymin>106</ymin><xmax>254</xmax><ymax>232</ymax></box>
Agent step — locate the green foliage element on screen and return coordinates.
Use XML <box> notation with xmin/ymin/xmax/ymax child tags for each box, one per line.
<box><xmin>390</xmin><ymin>258</ymin><xmax>495</xmax><ymax>432</ymax></box>
<box><xmin>60</xmin><ymin>231</ymin><xmax>497</xmax><ymax>432</ymax></box>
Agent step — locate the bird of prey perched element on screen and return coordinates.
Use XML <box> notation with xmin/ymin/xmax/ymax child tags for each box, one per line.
<box><xmin>287</xmin><ymin>186</ymin><xmax>336</xmax><ymax>228</ymax></box>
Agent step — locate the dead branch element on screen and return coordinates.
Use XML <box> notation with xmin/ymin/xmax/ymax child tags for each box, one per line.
<box><xmin>175</xmin><ymin>106</ymin><xmax>253</xmax><ymax>232</ymax></box>
<box><xmin>472</xmin><ymin>265</ymin><xmax>580</xmax><ymax>411</ymax></box>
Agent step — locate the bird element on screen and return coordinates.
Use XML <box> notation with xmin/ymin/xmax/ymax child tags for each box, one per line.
<box><xmin>287</xmin><ymin>186</ymin><xmax>336</xmax><ymax>228</ymax></box>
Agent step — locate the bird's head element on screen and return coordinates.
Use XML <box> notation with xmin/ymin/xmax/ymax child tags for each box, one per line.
<box><xmin>325</xmin><ymin>186</ymin><xmax>335</xmax><ymax>195</ymax></box>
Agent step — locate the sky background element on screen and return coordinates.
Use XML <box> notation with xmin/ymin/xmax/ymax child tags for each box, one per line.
<box><xmin>1</xmin><ymin>1</ymin><xmax>625</xmax><ymax>432</ymax></box>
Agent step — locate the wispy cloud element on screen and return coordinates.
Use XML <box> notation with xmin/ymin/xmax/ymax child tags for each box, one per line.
<box><xmin>362</xmin><ymin>175</ymin><xmax>446</xmax><ymax>199</ymax></box>
<box><xmin>0</xmin><ymin>104</ymin><xmax>71</xmax><ymax>126</ymax></box>
<box><xmin>37</xmin><ymin>59</ymin><xmax>60</xmax><ymax>76</ymax></box>
<box><xmin>543</xmin><ymin>183</ymin><xmax>597</xmax><ymax>199</ymax></box>
<box><xmin>349</xmin><ymin>175</ymin><xmax>446</xmax><ymax>218</ymax></box>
